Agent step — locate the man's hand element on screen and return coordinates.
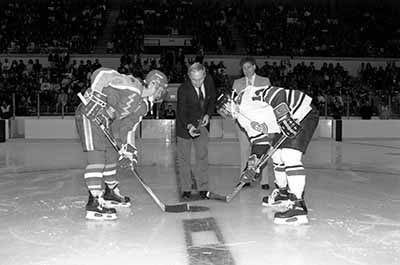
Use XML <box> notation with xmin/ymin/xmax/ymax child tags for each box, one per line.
<box><xmin>118</xmin><ymin>143</ymin><xmax>138</xmax><ymax>169</ymax></box>
<box><xmin>200</xmin><ymin>114</ymin><xmax>209</xmax><ymax>127</ymax></box>
<box><xmin>188</xmin><ymin>124</ymin><xmax>201</xmax><ymax>138</ymax></box>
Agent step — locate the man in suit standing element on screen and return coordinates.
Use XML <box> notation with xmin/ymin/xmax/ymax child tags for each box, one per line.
<box><xmin>232</xmin><ymin>57</ymin><xmax>271</xmax><ymax>189</ymax></box>
<box><xmin>176</xmin><ymin>63</ymin><xmax>216</xmax><ymax>200</ymax></box>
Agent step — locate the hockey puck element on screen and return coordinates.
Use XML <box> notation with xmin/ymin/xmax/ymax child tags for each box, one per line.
<box><xmin>188</xmin><ymin>205</ymin><xmax>210</xmax><ymax>212</ymax></box>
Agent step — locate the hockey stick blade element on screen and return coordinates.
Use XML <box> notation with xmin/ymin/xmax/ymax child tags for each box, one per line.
<box><xmin>131</xmin><ymin>168</ymin><xmax>190</xmax><ymax>213</ymax></box>
<box><xmin>206</xmin><ymin>181</ymin><xmax>247</xmax><ymax>203</ymax></box>
<box><xmin>206</xmin><ymin>191</ymin><xmax>228</xmax><ymax>202</ymax></box>
<box><xmin>164</xmin><ymin>203</ymin><xmax>190</xmax><ymax>213</ymax></box>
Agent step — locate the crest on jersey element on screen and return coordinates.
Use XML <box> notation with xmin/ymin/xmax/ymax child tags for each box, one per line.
<box><xmin>250</xmin><ymin>121</ymin><xmax>268</xmax><ymax>134</ymax></box>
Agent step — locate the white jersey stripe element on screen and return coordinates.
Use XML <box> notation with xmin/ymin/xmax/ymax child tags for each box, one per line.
<box><xmin>103</xmin><ymin>169</ymin><xmax>117</xmax><ymax>176</ymax></box>
<box><xmin>86</xmin><ymin>164</ymin><xmax>105</xmax><ymax>169</ymax></box>
<box><xmin>82</xmin><ymin>115</ymin><xmax>94</xmax><ymax>150</ymax></box>
<box><xmin>87</xmin><ymin>184</ymin><xmax>102</xmax><ymax>190</ymax></box>
<box><xmin>292</xmin><ymin>93</ymin><xmax>306</xmax><ymax>114</ymax></box>
<box><xmin>105</xmin><ymin>163</ymin><xmax>117</xmax><ymax>169</ymax></box>
<box><xmin>110</xmin><ymin>84</ymin><xmax>141</xmax><ymax>94</ymax></box>
<box><xmin>84</xmin><ymin>172</ymin><xmax>103</xmax><ymax>179</ymax></box>
<box><xmin>91</xmin><ymin>69</ymin><xmax>116</xmax><ymax>93</ymax></box>
<box><xmin>267</xmin><ymin>87</ymin><xmax>284</xmax><ymax>105</ymax></box>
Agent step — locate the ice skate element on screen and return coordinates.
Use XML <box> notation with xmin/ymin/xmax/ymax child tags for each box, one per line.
<box><xmin>103</xmin><ymin>183</ymin><xmax>131</xmax><ymax>207</ymax></box>
<box><xmin>274</xmin><ymin>193</ymin><xmax>308</xmax><ymax>225</ymax></box>
<box><xmin>262</xmin><ymin>186</ymin><xmax>290</xmax><ymax>207</ymax></box>
<box><xmin>86</xmin><ymin>192</ymin><xmax>117</xmax><ymax>220</ymax></box>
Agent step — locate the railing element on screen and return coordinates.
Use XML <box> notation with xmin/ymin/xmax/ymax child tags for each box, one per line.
<box><xmin>1</xmin><ymin>91</ymin><xmax>399</xmax><ymax>120</ymax></box>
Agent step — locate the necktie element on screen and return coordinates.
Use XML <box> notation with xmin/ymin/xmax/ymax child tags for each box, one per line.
<box><xmin>198</xmin><ymin>88</ymin><xmax>205</xmax><ymax>113</ymax></box>
<box><xmin>247</xmin><ymin>79</ymin><xmax>252</xmax><ymax>86</ymax></box>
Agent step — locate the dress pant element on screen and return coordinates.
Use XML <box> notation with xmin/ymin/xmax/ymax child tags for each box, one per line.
<box><xmin>176</xmin><ymin>126</ymin><xmax>209</xmax><ymax>192</ymax></box>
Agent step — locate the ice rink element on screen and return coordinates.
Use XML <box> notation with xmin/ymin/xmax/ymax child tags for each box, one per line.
<box><xmin>0</xmin><ymin>137</ymin><xmax>399</xmax><ymax>265</ymax></box>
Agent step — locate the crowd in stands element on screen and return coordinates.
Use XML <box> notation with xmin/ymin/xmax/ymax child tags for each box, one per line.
<box><xmin>110</xmin><ymin>0</ymin><xmax>235</xmax><ymax>54</ymax></box>
<box><xmin>237</xmin><ymin>2</ymin><xmax>400</xmax><ymax>57</ymax></box>
<box><xmin>0</xmin><ymin>0</ymin><xmax>400</xmax><ymax>119</ymax></box>
<box><xmin>1</xmin><ymin>52</ymin><xmax>399</xmax><ymax>119</ymax></box>
<box><xmin>0</xmin><ymin>0</ymin><xmax>108</xmax><ymax>54</ymax></box>
<box><xmin>254</xmin><ymin>59</ymin><xmax>400</xmax><ymax>118</ymax></box>
<box><xmin>1</xmin><ymin>0</ymin><xmax>400</xmax><ymax>57</ymax></box>
<box><xmin>0</xmin><ymin>54</ymin><xmax>102</xmax><ymax>116</ymax></box>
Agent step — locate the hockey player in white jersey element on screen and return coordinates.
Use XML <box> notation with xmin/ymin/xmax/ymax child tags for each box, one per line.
<box><xmin>75</xmin><ymin>67</ymin><xmax>168</xmax><ymax>220</ymax></box>
<box><xmin>219</xmin><ymin>85</ymin><xmax>319</xmax><ymax>225</ymax></box>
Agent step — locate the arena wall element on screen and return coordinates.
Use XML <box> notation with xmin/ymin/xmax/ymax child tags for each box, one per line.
<box><xmin>5</xmin><ymin>117</ymin><xmax>400</xmax><ymax>141</ymax></box>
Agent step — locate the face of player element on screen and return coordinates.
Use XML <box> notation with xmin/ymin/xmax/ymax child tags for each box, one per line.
<box><xmin>242</xmin><ymin>62</ymin><xmax>256</xmax><ymax>79</ymax></box>
<box><xmin>189</xmin><ymin>70</ymin><xmax>206</xmax><ymax>89</ymax></box>
<box><xmin>143</xmin><ymin>81</ymin><xmax>167</xmax><ymax>103</ymax></box>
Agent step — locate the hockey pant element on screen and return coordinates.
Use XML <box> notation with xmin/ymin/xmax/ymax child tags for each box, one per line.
<box><xmin>76</xmin><ymin>113</ymin><xmax>119</xmax><ymax>192</ymax></box>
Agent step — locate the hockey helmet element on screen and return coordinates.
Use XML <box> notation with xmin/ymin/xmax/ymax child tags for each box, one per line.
<box><xmin>145</xmin><ymin>70</ymin><xmax>168</xmax><ymax>89</ymax></box>
<box><xmin>145</xmin><ymin>70</ymin><xmax>169</xmax><ymax>102</ymax></box>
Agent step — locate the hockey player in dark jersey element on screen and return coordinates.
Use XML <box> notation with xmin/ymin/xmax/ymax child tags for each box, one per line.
<box><xmin>237</xmin><ymin>85</ymin><xmax>319</xmax><ymax>225</ymax></box>
<box><xmin>75</xmin><ymin>67</ymin><xmax>168</xmax><ymax>220</ymax></box>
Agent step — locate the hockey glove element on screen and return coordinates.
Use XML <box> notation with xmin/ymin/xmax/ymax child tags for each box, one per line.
<box><xmin>118</xmin><ymin>143</ymin><xmax>138</xmax><ymax>169</ymax></box>
<box><xmin>216</xmin><ymin>93</ymin><xmax>239</xmax><ymax>119</ymax></box>
<box><xmin>80</xmin><ymin>91</ymin><xmax>107</xmax><ymax>120</ymax></box>
<box><xmin>240</xmin><ymin>154</ymin><xmax>260</xmax><ymax>183</ymax></box>
<box><xmin>274</xmin><ymin>103</ymin><xmax>301</xmax><ymax>138</ymax></box>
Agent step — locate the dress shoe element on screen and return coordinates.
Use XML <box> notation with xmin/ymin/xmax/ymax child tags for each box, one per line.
<box><xmin>199</xmin><ymin>191</ymin><xmax>208</xmax><ymax>199</ymax></box>
<box><xmin>261</xmin><ymin>184</ymin><xmax>270</xmax><ymax>190</ymax></box>
<box><xmin>181</xmin><ymin>191</ymin><xmax>191</xmax><ymax>200</ymax></box>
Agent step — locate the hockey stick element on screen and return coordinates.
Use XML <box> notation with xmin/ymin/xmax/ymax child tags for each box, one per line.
<box><xmin>207</xmin><ymin>134</ymin><xmax>288</xmax><ymax>202</ymax></box>
<box><xmin>93</xmin><ymin>117</ymin><xmax>190</xmax><ymax>213</ymax></box>
<box><xmin>78</xmin><ymin>93</ymin><xmax>190</xmax><ymax>212</ymax></box>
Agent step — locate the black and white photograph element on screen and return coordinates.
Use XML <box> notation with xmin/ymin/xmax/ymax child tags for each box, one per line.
<box><xmin>0</xmin><ymin>0</ymin><xmax>399</xmax><ymax>264</ymax></box>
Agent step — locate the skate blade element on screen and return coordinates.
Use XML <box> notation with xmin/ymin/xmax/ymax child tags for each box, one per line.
<box><xmin>103</xmin><ymin>200</ymin><xmax>131</xmax><ymax>208</ymax></box>
<box><xmin>274</xmin><ymin>214</ymin><xmax>308</xmax><ymax>225</ymax></box>
<box><xmin>262</xmin><ymin>200</ymin><xmax>290</xmax><ymax>207</ymax></box>
<box><xmin>86</xmin><ymin>211</ymin><xmax>118</xmax><ymax>220</ymax></box>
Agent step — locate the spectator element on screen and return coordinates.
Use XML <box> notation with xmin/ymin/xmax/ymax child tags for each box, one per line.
<box><xmin>56</xmin><ymin>90</ymin><xmax>68</xmax><ymax>114</ymax></box>
<box><xmin>379</xmin><ymin>104</ymin><xmax>390</xmax><ymax>120</ymax></box>
<box><xmin>0</xmin><ymin>100</ymin><xmax>11</xmax><ymax>119</ymax></box>
<box><xmin>175</xmin><ymin>63</ymin><xmax>216</xmax><ymax>200</ymax></box>
<box><xmin>163</xmin><ymin>103</ymin><xmax>176</xmax><ymax>119</ymax></box>
<box><xmin>360</xmin><ymin>99</ymin><xmax>374</xmax><ymax>119</ymax></box>
<box><xmin>231</xmin><ymin>56</ymin><xmax>271</xmax><ymax>190</ymax></box>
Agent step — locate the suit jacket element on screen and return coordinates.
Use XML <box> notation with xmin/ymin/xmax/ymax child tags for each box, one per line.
<box><xmin>176</xmin><ymin>74</ymin><xmax>216</xmax><ymax>139</ymax></box>
<box><xmin>232</xmin><ymin>74</ymin><xmax>271</xmax><ymax>95</ymax></box>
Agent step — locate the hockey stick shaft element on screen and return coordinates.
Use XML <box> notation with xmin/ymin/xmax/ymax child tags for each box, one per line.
<box><xmin>226</xmin><ymin>134</ymin><xmax>287</xmax><ymax>202</ymax></box>
<box><xmin>93</xmin><ymin>117</ymin><xmax>188</xmax><ymax>212</ymax></box>
<box><xmin>207</xmin><ymin>134</ymin><xmax>287</xmax><ymax>203</ymax></box>
<box><xmin>94</xmin><ymin>118</ymin><xmax>166</xmax><ymax>212</ymax></box>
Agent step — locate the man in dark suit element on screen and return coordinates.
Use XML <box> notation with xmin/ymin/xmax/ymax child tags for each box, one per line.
<box><xmin>176</xmin><ymin>63</ymin><xmax>216</xmax><ymax>200</ymax></box>
<box><xmin>232</xmin><ymin>57</ymin><xmax>271</xmax><ymax>189</ymax></box>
